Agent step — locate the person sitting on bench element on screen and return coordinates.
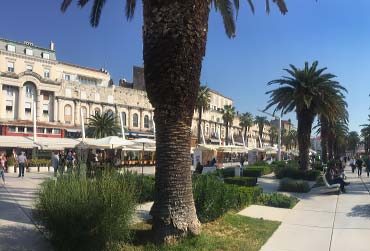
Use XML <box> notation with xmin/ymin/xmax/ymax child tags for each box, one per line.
<box><xmin>325</xmin><ymin>166</ymin><xmax>350</xmax><ymax>193</ymax></box>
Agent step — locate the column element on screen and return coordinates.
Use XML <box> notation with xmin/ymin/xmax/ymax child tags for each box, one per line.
<box><xmin>0</xmin><ymin>84</ymin><xmax>3</xmax><ymax>120</ymax></box>
<box><xmin>53</xmin><ymin>94</ymin><xmax>58</xmax><ymax>122</ymax></box>
<box><xmin>127</xmin><ymin>107</ymin><xmax>131</xmax><ymax>130</ymax></box>
<box><xmin>18</xmin><ymin>86</ymin><xmax>24</xmax><ymax>120</ymax></box>
<box><xmin>139</xmin><ymin>109</ymin><xmax>143</xmax><ymax>131</ymax></box>
<box><xmin>36</xmin><ymin>89</ymin><xmax>42</xmax><ymax>121</ymax></box>
<box><xmin>58</xmin><ymin>99</ymin><xmax>63</xmax><ymax>123</ymax></box>
<box><xmin>74</xmin><ymin>101</ymin><xmax>81</xmax><ymax>125</ymax></box>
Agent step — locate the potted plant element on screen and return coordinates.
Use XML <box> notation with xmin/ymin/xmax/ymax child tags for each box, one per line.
<box><xmin>7</xmin><ymin>156</ymin><xmax>16</xmax><ymax>173</ymax></box>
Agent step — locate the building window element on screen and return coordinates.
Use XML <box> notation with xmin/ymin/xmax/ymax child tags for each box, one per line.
<box><xmin>44</xmin><ymin>69</ymin><xmax>50</xmax><ymax>78</ymax></box>
<box><xmin>7</xmin><ymin>62</ymin><xmax>14</xmax><ymax>72</ymax></box>
<box><xmin>107</xmin><ymin>109</ymin><xmax>114</xmax><ymax>118</ymax></box>
<box><xmin>43</xmin><ymin>93</ymin><xmax>49</xmax><ymax>100</ymax></box>
<box><xmin>26</xmin><ymin>65</ymin><xmax>33</xmax><ymax>72</ymax></box>
<box><xmin>43</xmin><ymin>104</ymin><xmax>49</xmax><ymax>115</ymax></box>
<box><xmin>94</xmin><ymin>108</ymin><xmax>100</xmax><ymax>116</ymax></box>
<box><xmin>144</xmin><ymin>115</ymin><xmax>150</xmax><ymax>129</ymax></box>
<box><xmin>25</xmin><ymin>102</ymin><xmax>32</xmax><ymax>113</ymax></box>
<box><xmin>18</xmin><ymin>127</ymin><xmax>25</xmax><ymax>133</ymax></box>
<box><xmin>8</xmin><ymin>126</ymin><xmax>16</xmax><ymax>132</ymax></box>
<box><xmin>38</xmin><ymin>128</ymin><xmax>45</xmax><ymax>133</ymax></box>
<box><xmin>46</xmin><ymin>128</ymin><xmax>53</xmax><ymax>134</ymax></box>
<box><xmin>81</xmin><ymin>107</ymin><xmax>88</xmax><ymax>123</ymax></box>
<box><xmin>25</xmin><ymin>85</ymin><xmax>34</xmax><ymax>97</ymax></box>
<box><xmin>5</xmin><ymin>100</ymin><xmax>13</xmax><ymax>111</ymax></box>
<box><xmin>26</xmin><ymin>127</ymin><xmax>33</xmax><ymax>133</ymax></box>
<box><xmin>205</xmin><ymin>124</ymin><xmax>209</xmax><ymax>135</ymax></box>
<box><xmin>64</xmin><ymin>105</ymin><xmax>72</xmax><ymax>123</ymax></box>
<box><xmin>133</xmin><ymin>113</ymin><xmax>138</xmax><ymax>127</ymax></box>
<box><xmin>64</xmin><ymin>74</ymin><xmax>71</xmax><ymax>81</ymax></box>
<box><xmin>53</xmin><ymin>129</ymin><xmax>61</xmax><ymax>134</ymax></box>
<box><xmin>25</xmin><ymin>48</ymin><xmax>33</xmax><ymax>56</ymax></box>
<box><xmin>42</xmin><ymin>53</ymin><xmax>50</xmax><ymax>59</ymax></box>
<box><xmin>7</xmin><ymin>44</ymin><xmax>15</xmax><ymax>52</ymax></box>
<box><xmin>78</xmin><ymin>75</ymin><xmax>97</xmax><ymax>85</ymax></box>
<box><xmin>6</xmin><ymin>86</ymin><xmax>14</xmax><ymax>96</ymax></box>
<box><xmin>121</xmin><ymin>112</ymin><xmax>126</xmax><ymax>126</ymax></box>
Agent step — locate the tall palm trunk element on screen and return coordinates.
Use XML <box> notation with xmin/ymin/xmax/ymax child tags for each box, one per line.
<box><xmin>143</xmin><ymin>0</ymin><xmax>210</xmax><ymax>243</ymax></box>
<box><xmin>225</xmin><ymin>122</ymin><xmax>229</xmax><ymax>145</ymax></box>
<box><xmin>328</xmin><ymin>130</ymin><xmax>334</xmax><ymax>161</ymax></box>
<box><xmin>243</xmin><ymin>127</ymin><xmax>247</xmax><ymax>147</ymax></box>
<box><xmin>320</xmin><ymin>117</ymin><xmax>328</xmax><ymax>163</ymax></box>
<box><xmin>259</xmin><ymin>127</ymin><xmax>263</xmax><ymax>148</ymax></box>
<box><xmin>197</xmin><ymin>109</ymin><xmax>203</xmax><ymax>145</ymax></box>
<box><xmin>297</xmin><ymin>110</ymin><xmax>314</xmax><ymax>170</ymax></box>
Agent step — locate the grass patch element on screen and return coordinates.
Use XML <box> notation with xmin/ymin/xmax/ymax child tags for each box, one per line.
<box><xmin>257</xmin><ymin>193</ymin><xmax>299</xmax><ymax>209</ymax></box>
<box><xmin>116</xmin><ymin>213</ymin><xmax>280</xmax><ymax>251</ymax></box>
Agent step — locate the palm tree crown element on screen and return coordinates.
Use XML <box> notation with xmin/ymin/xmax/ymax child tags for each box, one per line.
<box><xmin>239</xmin><ymin>112</ymin><xmax>254</xmax><ymax>146</ymax></box>
<box><xmin>87</xmin><ymin>112</ymin><xmax>120</xmax><ymax>139</ymax></box>
<box><xmin>222</xmin><ymin>105</ymin><xmax>236</xmax><ymax>145</ymax></box>
<box><xmin>265</xmin><ymin>61</ymin><xmax>347</xmax><ymax>170</ymax></box>
<box><xmin>254</xmin><ymin>116</ymin><xmax>269</xmax><ymax>148</ymax></box>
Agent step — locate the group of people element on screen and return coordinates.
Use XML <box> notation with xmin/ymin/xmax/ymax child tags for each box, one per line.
<box><xmin>349</xmin><ymin>156</ymin><xmax>370</xmax><ymax>177</ymax></box>
<box><xmin>325</xmin><ymin>160</ymin><xmax>350</xmax><ymax>193</ymax></box>
<box><xmin>51</xmin><ymin>150</ymin><xmax>77</xmax><ymax>176</ymax></box>
<box><xmin>0</xmin><ymin>151</ymin><xmax>28</xmax><ymax>184</ymax></box>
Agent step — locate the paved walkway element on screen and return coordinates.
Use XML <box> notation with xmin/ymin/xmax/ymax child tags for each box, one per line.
<box><xmin>256</xmin><ymin>168</ymin><xmax>370</xmax><ymax>251</ymax></box>
<box><xmin>0</xmin><ymin>172</ymin><xmax>51</xmax><ymax>251</ymax></box>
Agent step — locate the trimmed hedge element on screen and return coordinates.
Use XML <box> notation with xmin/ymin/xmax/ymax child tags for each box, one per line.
<box><xmin>224</xmin><ymin>177</ymin><xmax>257</xmax><ymax>187</ymax></box>
<box><xmin>275</xmin><ymin>167</ymin><xmax>320</xmax><ymax>181</ymax></box>
<box><xmin>279</xmin><ymin>178</ymin><xmax>310</xmax><ymax>193</ymax></box>
<box><xmin>193</xmin><ymin>174</ymin><xmax>262</xmax><ymax>223</ymax></box>
<box><xmin>244</xmin><ymin>166</ymin><xmax>272</xmax><ymax>177</ymax></box>
<box><xmin>257</xmin><ymin>193</ymin><xmax>299</xmax><ymax>209</ymax></box>
<box><xmin>215</xmin><ymin>167</ymin><xmax>235</xmax><ymax>178</ymax></box>
<box><xmin>28</xmin><ymin>159</ymin><xmax>51</xmax><ymax>167</ymax></box>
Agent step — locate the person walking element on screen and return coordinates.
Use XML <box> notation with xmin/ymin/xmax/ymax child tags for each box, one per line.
<box><xmin>17</xmin><ymin>152</ymin><xmax>27</xmax><ymax>178</ymax></box>
<box><xmin>366</xmin><ymin>155</ymin><xmax>370</xmax><ymax>177</ymax></box>
<box><xmin>0</xmin><ymin>153</ymin><xmax>6</xmax><ymax>184</ymax></box>
<box><xmin>51</xmin><ymin>151</ymin><xmax>59</xmax><ymax>177</ymax></box>
<box><xmin>350</xmin><ymin>157</ymin><xmax>356</xmax><ymax>173</ymax></box>
<box><xmin>58</xmin><ymin>151</ymin><xmax>66</xmax><ymax>175</ymax></box>
<box><xmin>356</xmin><ymin>157</ymin><xmax>364</xmax><ymax>177</ymax></box>
<box><xmin>66</xmin><ymin>151</ymin><xmax>74</xmax><ymax>173</ymax></box>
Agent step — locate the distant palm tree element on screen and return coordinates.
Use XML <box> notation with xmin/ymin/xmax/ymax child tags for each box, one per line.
<box><xmin>254</xmin><ymin>116</ymin><xmax>269</xmax><ymax>148</ymax></box>
<box><xmin>347</xmin><ymin>131</ymin><xmax>360</xmax><ymax>155</ymax></box>
<box><xmin>87</xmin><ymin>112</ymin><xmax>120</xmax><ymax>139</ymax></box>
<box><xmin>361</xmin><ymin>124</ymin><xmax>370</xmax><ymax>155</ymax></box>
<box><xmin>269</xmin><ymin>126</ymin><xmax>278</xmax><ymax>146</ymax></box>
<box><xmin>222</xmin><ymin>105</ymin><xmax>236</xmax><ymax>146</ymax></box>
<box><xmin>239</xmin><ymin>112</ymin><xmax>254</xmax><ymax>147</ymax></box>
<box><xmin>265</xmin><ymin>61</ymin><xmax>347</xmax><ymax>170</ymax></box>
<box><xmin>60</xmin><ymin>0</ymin><xmax>288</xmax><ymax>242</ymax></box>
<box><xmin>196</xmin><ymin>85</ymin><xmax>211</xmax><ymax>145</ymax></box>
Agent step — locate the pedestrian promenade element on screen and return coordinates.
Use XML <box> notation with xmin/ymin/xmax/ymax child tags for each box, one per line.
<box><xmin>257</xmin><ymin>167</ymin><xmax>370</xmax><ymax>251</ymax></box>
<box><xmin>0</xmin><ymin>172</ymin><xmax>51</xmax><ymax>251</ymax></box>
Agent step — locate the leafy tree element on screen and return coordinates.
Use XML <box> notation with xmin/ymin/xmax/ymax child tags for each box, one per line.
<box><xmin>254</xmin><ymin>116</ymin><xmax>269</xmax><ymax>148</ymax></box>
<box><xmin>222</xmin><ymin>105</ymin><xmax>236</xmax><ymax>146</ymax></box>
<box><xmin>60</xmin><ymin>0</ymin><xmax>288</xmax><ymax>242</ymax></box>
<box><xmin>265</xmin><ymin>61</ymin><xmax>347</xmax><ymax>170</ymax></box>
<box><xmin>239</xmin><ymin>112</ymin><xmax>254</xmax><ymax>147</ymax></box>
<box><xmin>86</xmin><ymin>112</ymin><xmax>120</xmax><ymax>138</ymax></box>
<box><xmin>196</xmin><ymin>85</ymin><xmax>211</xmax><ymax>145</ymax></box>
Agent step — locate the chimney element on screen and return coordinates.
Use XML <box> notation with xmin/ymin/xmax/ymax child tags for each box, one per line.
<box><xmin>50</xmin><ymin>41</ymin><xmax>55</xmax><ymax>51</ymax></box>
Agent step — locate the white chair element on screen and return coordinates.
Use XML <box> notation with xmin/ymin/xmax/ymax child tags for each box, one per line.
<box><xmin>322</xmin><ymin>172</ymin><xmax>340</xmax><ymax>191</ymax></box>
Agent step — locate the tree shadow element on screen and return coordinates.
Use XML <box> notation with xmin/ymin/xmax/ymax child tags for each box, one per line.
<box><xmin>347</xmin><ymin>204</ymin><xmax>370</xmax><ymax>218</ymax></box>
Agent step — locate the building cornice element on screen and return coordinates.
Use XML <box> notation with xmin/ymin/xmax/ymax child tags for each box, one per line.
<box><xmin>0</xmin><ymin>71</ymin><xmax>61</xmax><ymax>86</ymax></box>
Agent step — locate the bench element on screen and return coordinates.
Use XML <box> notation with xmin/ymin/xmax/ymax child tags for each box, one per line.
<box><xmin>322</xmin><ymin>172</ymin><xmax>341</xmax><ymax>191</ymax></box>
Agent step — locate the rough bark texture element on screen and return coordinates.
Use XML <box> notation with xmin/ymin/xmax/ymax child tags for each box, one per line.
<box><xmin>297</xmin><ymin>110</ymin><xmax>314</xmax><ymax>170</ymax></box>
<box><xmin>143</xmin><ymin>0</ymin><xmax>210</xmax><ymax>243</ymax></box>
<box><xmin>225</xmin><ymin>122</ymin><xmax>229</xmax><ymax>146</ymax></box>
<box><xmin>328</xmin><ymin>130</ymin><xmax>334</xmax><ymax>161</ymax></box>
<box><xmin>197</xmin><ymin>109</ymin><xmax>203</xmax><ymax>145</ymax></box>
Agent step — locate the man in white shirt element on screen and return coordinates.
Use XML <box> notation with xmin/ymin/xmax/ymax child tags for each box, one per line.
<box><xmin>17</xmin><ymin>152</ymin><xmax>27</xmax><ymax>178</ymax></box>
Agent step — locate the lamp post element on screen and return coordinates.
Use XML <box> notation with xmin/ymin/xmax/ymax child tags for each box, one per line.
<box><xmin>258</xmin><ymin>110</ymin><xmax>282</xmax><ymax>161</ymax></box>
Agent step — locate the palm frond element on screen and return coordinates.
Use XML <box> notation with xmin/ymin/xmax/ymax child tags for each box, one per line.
<box><xmin>78</xmin><ymin>0</ymin><xmax>89</xmax><ymax>7</ymax></box>
<box><xmin>214</xmin><ymin>0</ymin><xmax>236</xmax><ymax>38</ymax></box>
<box><xmin>125</xmin><ymin>0</ymin><xmax>136</xmax><ymax>20</ymax></box>
<box><xmin>90</xmin><ymin>0</ymin><xmax>106</xmax><ymax>27</ymax></box>
<box><xmin>61</xmin><ymin>0</ymin><xmax>73</xmax><ymax>12</ymax></box>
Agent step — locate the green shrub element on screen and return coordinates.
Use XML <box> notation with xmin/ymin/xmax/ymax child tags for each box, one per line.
<box><xmin>244</xmin><ymin>166</ymin><xmax>272</xmax><ymax>177</ymax></box>
<box><xmin>7</xmin><ymin>156</ymin><xmax>15</xmax><ymax>166</ymax></box>
<box><xmin>287</xmin><ymin>160</ymin><xmax>300</xmax><ymax>169</ymax></box>
<box><xmin>311</xmin><ymin>162</ymin><xmax>324</xmax><ymax>171</ymax></box>
<box><xmin>35</xmin><ymin>171</ymin><xmax>138</xmax><ymax>251</ymax></box>
<box><xmin>279</xmin><ymin>178</ymin><xmax>310</xmax><ymax>193</ymax></box>
<box><xmin>192</xmin><ymin>174</ymin><xmax>262</xmax><ymax>223</ymax></box>
<box><xmin>253</xmin><ymin>160</ymin><xmax>268</xmax><ymax>166</ymax></box>
<box><xmin>138</xmin><ymin>175</ymin><xmax>155</xmax><ymax>203</ymax></box>
<box><xmin>257</xmin><ymin>193</ymin><xmax>299</xmax><ymax>209</ymax></box>
<box><xmin>224</xmin><ymin>177</ymin><xmax>257</xmax><ymax>187</ymax></box>
<box><xmin>215</xmin><ymin>167</ymin><xmax>235</xmax><ymax>178</ymax></box>
<box><xmin>274</xmin><ymin>166</ymin><xmax>320</xmax><ymax>181</ymax></box>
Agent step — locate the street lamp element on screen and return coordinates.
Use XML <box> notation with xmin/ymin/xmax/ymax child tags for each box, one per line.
<box><xmin>258</xmin><ymin>109</ymin><xmax>282</xmax><ymax>161</ymax></box>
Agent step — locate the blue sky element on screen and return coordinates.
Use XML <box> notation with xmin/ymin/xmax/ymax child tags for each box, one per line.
<box><xmin>1</xmin><ymin>0</ymin><xmax>370</xmax><ymax>132</ymax></box>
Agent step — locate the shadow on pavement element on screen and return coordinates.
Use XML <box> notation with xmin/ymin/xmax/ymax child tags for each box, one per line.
<box><xmin>347</xmin><ymin>204</ymin><xmax>370</xmax><ymax>218</ymax></box>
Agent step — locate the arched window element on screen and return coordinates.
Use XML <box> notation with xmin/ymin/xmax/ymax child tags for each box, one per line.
<box><xmin>94</xmin><ymin>108</ymin><xmax>100</xmax><ymax>116</ymax></box>
<box><xmin>144</xmin><ymin>115</ymin><xmax>149</xmax><ymax>128</ymax></box>
<box><xmin>81</xmin><ymin>107</ymin><xmax>88</xmax><ymax>123</ymax></box>
<box><xmin>107</xmin><ymin>109</ymin><xmax>114</xmax><ymax>118</ymax></box>
<box><xmin>205</xmin><ymin>124</ymin><xmax>209</xmax><ymax>136</ymax></box>
<box><xmin>64</xmin><ymin>105</ymin><xmax>72</xmax><ymax>123</ymax></box>
<box><xmin>121</xmin><ymin>112</ymin><xmax>126</xmax><ymax>126</ymax></box>
<box><xmin>133</xmin><ymin>113</ymin><xmax>138</xmax><ymax>127</ymax></box>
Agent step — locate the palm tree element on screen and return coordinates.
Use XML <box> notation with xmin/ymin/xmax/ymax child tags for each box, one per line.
<box><xmin>60</xmin><ymin>0</ymin><xmax>288</xmax><ymax>242</ymax></box>
<box><xmin>269</xmin><ymin>126</ymin><xmax>278</xmax><ymax>146</ymax></box>
<box><xmin>222</xmin><ymin>105</ymin><xmax>236</xmax><ymax>145</ymax></box>
<box><xmin>86</xmin><ymin>112</ymin><xmax>120</xmax><ymax>138</ymax></box>
<box><xmin>196</xmin><ymin>85</ymin><xmax>211</xmax><ymax>145</ymax></box>
<box><xmin>361</xmin><ymin>125</ymin><xmax>370</xmax><ymax>155</ymax></box>
<box><xmin>347</xmin><ymin>131</ymin><xmax>360</xmax><ymax>155</ymax></box>
<box><xmin>265</xmin><ymin>61</ymin><xmax>347</xmax><ymax>170</ymax></box>
<box><xmin>239</xmin><ymin>112</ymin><xmax>254</xmax><ymax>147</ymax></box>
<box><xmin>254</xmin><ymin>116</ymin><xmax>269</xmax><ymax>148</ymax></box>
